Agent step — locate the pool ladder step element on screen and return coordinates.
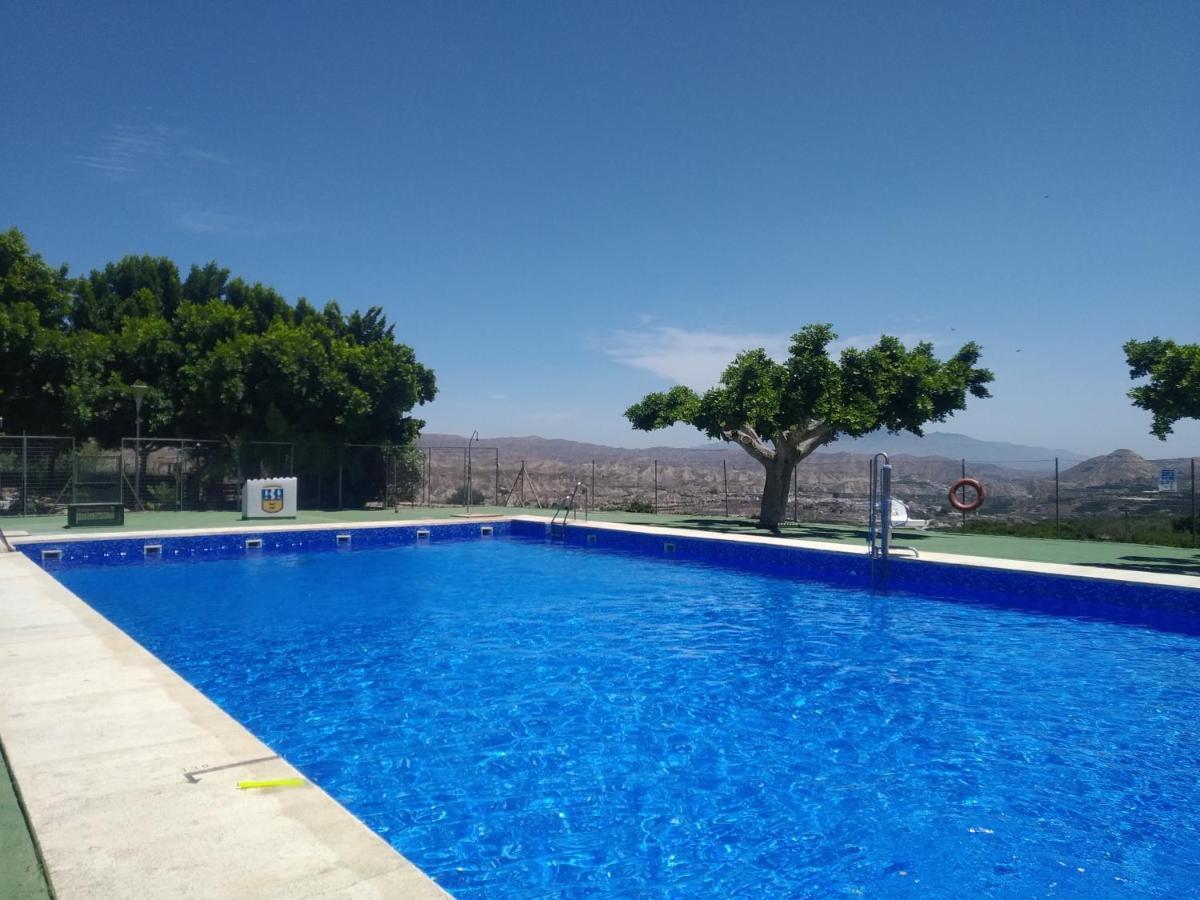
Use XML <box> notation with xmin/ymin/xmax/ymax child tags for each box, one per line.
<box><xmin>549</xmin><ymin>482</ymin><xmax>587</xmax><ymax>539</ymax></box>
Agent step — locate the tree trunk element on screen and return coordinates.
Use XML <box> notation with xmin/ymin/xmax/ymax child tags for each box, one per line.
<box><xmin>725</xmin><ymin>421</ymin><xmax>833</xmax><ymax>532</ymax></box>
<box><xmin>758</xmin><ymin>454</ymin><xmax>796</xmax><ymax>531</ymax></box>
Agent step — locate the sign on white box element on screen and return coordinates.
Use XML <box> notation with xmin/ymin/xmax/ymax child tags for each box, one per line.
<box><xmin>243</xmin><ymin>477</ymin><xmax>298</xmax><ymax>519</ymax></box>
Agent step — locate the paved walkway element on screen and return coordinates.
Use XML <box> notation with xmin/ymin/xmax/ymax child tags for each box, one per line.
<box><xmin>5</xmin><ymin>507</ymin><xmax>1198</xmax><ymax>577</ymax></box>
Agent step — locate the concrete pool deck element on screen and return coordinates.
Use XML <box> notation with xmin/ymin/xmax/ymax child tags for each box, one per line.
<box><xmin>2</xmin><ymin>513</ymin><xmax>1198</xmax><ymax>897</ymax></box>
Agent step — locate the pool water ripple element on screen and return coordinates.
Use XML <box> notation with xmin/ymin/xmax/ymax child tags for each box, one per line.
<box><xmin>53</xmin><ymin>538</ymin><xmax>1200</xmax><ymax>897</ymax></box>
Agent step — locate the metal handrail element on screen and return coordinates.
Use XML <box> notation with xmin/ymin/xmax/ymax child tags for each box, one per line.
<box><xmin>0</xmin><ymin>523</ymin><xmax>14</xmax><ymax>553</ymax></box>
<box><xmin>867</xmin><ymin>452</ymin><xmax>891</xmax><ymax>588</ymax></box>
<box><xmin>867</xmin><ymin>453</ymin><xmax>922</xmax><ymax>586</ymax></box>
<box><xmin>549</xmin><ymin>482</ymin><xmax>588</xmax><ymax>534</ymax></box>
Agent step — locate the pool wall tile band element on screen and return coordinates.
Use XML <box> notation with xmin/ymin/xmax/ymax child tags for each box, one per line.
<box><xmin>19</xmin><ymin>516</ymin><xmax>1199</xmax><ymax>616</ymax></box>
<box><xmin>19</xmin><ymin>521</ymin><xmax>512</xmax><ymax>566</ymax></box>
<box><xmin>505</xmin><ymin>519</ymin><xmax>1200</xmax><ymax>616</ymax></box>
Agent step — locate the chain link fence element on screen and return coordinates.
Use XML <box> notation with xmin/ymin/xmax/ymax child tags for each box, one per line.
<box><xmin>0</xmin><ymin>436</ymin><xmax>78</xmax><ymax>515</ymax></box>
<box><xmin>482</xmin><ymin>449</ymin><xmax>1197</xmax><ymax>549</ymax></box>
<box><xmin>2</xmin><ymin>433</ymin><xmax>1196</xmax><ymax>549</ymax></box>
<box><xmin>422</xmin><ymin>446</ymin><xmax>499</xmax><ymax>506</ymax></box>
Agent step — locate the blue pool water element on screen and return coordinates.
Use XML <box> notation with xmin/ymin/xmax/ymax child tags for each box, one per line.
<box><xmin>52</xmin><ymin>538</ymin><xmax>1200</xmax><ymax>897</ymax></box>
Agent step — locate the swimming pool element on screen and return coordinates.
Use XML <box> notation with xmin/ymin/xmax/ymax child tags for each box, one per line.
<box><xmin>42</xmin><ymin>528</ymin><xmax>1200</xmax><ymax>896</ymax></box>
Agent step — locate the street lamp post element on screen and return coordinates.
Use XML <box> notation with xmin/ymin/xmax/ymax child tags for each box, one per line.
<box><xmin>131</xmin><ymin>383</ymin><xmax>148</xmax><ymax>510</ymax></box>
<box><xmin>466</xmin><ymin>430</ymin><xmax>479</xmax><ymax>514</ymax></box>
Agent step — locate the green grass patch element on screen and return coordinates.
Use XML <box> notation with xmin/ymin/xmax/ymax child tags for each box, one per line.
<box><xmin>943</xmin><ymin>515</ymin><xmax>1198</xmax><ymax>549</ymax></box>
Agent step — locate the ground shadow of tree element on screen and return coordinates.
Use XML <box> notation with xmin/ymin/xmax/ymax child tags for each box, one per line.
<box><xmin>666</xmin><ymin>517</ymin><xmax>937</xmax><ymax>543</ymax></box>
<box><xmin>1082</xmin><ymin>555</ymin><xmax>1200</xmax><ymax>577</ymax></box>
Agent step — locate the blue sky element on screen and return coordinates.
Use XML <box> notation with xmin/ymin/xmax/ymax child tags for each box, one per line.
<box><xmin>4</xmin><ymin>1</ymin><xmax>1198</xmax><ymax>457</ymax></box>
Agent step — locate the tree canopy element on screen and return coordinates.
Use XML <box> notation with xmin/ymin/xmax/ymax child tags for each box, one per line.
<box><xmin>1124</xmin><ymin>337</ymin><xmax>1200</xmax><ymax>439</ymax></box>
<box><xmin>0</xmin><ymin>227</ymin><xmax>436</xmax><ymax>446</ymax></box>
<box><xmin>626</xmin><ymin>324</ymin><xmax>993</xmax><ymax>529</ymax></box>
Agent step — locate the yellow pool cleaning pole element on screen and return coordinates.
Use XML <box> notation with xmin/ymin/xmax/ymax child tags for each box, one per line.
<box><xmin>237</xmin><ymin>778</ymin><xmax>305</xmax><ymax>790</ymax></box>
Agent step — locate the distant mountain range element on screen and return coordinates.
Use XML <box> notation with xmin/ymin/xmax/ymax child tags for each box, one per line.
<box><xmin>818</xmin><ymin>431</ymin><xmax>1088</xmax><ymax>467</ymax></box>
<box><xmin>420</xmin><ymin>431</ymin><xmax>1090</xmax><ymax>472</ymax></box>
<box><xmin>416</xmin><ymin>433</ymin><xmax>1189</xmax><ymax>519</ymax></box>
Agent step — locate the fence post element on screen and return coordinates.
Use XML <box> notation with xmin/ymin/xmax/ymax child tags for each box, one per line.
<box><xmin>1192</xmin><ymin>458</ymin><xmax>1196</xmax><ymax>549</ymax></box>
<box><xmin>72</xmin><ymin>443</ymin><xmax>78</xmax><ymax>505</ymax></box>
<box><xmin>21</xmin><ymin>432</ymin><xmax>28</xmax><ymax>516</ymax></box>
<box><xmin>591</xmin><ymin>460</ymin><xmax>595</xmax><ymax>511</ymax></box>
<box><xmin>495</xmin><ymin>450</ymin><xmax>500</xmax><ymax>508</ymax></box>
<box><xmin>1055</xmin><ymin>457</ymin><xmax>1060</xmax><ymax>538</ymax></box>
<box><xmin>337</xmin><ymin>448</ymin><xmax>344</xmax><ymax>510</ymax></box>
<box><xmin>723</xmin><ymin>459</ymin><xmax>729</xmax><ymax>517</ymax></box>
<box><xmin>654</xmin><ymin>460</ymin><xmax>659</xmax><ymax>514</ymax></box>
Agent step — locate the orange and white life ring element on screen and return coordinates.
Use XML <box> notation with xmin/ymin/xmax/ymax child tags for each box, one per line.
<box><xmin>948</xmin><ymin>478</ymin><xmax>985</xmax><ymax>512</ymax></box>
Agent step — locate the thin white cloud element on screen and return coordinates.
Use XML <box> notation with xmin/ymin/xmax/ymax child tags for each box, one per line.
<box><xmin>165</xmin><ymin>201</ymin><xmax>310</xmax><ymax>239</ymax></box>
<box><xmin>529</xmin><ymin>409</ymin><xmax>575</xmax><ymax>424</ymax></box>
<box><xmin>606</xmin><ymin>326</ymin><xmax>790</xmax><ymax>387</ymax></box>
<box><xmin>607</xmin><ymin>325</ymin><xmax>953</xmax><ymax>387</ymax></box>
<box><xmin>74</xmin><ymin>123</ymin><xmax>226</xmax><ymax>180</ymax></box>
<box><xmin>169</xmin><ymin>205</ymin><xmax>242</xmax><ymax>235</ymax></box>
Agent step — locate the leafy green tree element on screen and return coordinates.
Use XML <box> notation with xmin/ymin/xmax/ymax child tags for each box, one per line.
<box><xmin>1124</xmin><ymin>338</ymin><xmax>1200</xmax><ymax>439</ymax></box>
<box><xmin>0</xmin><ymin>227</ymin><xmax>81</xmax><ymax>434</ymax></box>
<box><xmin>625</xmin><ymin>324</ymin><xmax>993</xmax><ymax>530</ymax></box>
<box><xmin>0</xmin><ymin>227</ymin><xmax>437</xmax><ymax>466</ymax></box>
<box><xmin>181</xmin><ymin>261</ymin><xmax>230</xmax><ymax>304</ymax></box>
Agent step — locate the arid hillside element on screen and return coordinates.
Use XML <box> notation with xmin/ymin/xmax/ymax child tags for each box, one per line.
<box><xmin>417</xmin><ymin>434</ymin><xmax>1193</xmax><ymax>524</ymax></box>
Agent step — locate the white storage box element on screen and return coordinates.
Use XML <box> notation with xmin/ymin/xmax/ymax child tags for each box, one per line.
<box><xmin>242</xmin><ymin>477</ymin><xmax>298</xmax><ymax>519</ymax></box>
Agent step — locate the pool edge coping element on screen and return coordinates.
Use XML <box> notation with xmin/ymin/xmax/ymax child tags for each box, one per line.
<box><xmin>12</xmin><ymin>514</ymin><xmax>1200</xmax><ymax>591</ymax></box>
<box><xmin>530</xmin><ymin>517</ymin><xmax>1200</xmax><ymax>592</ymax></box>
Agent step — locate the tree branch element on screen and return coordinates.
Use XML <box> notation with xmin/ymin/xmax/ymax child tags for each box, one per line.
<box><xmin>779</xmin><ymin>420</ymin><xmax>833</xmax><ymax>459</ymax></box>
<box><xmin>795</xmin><ymin>423</ymin><xmax>835</xmax><ymax>459</ymax></box>
<box><xmin>724</xmin><ymin>425</ymin><xmax>776</xmax><ymax>464</ymax></box>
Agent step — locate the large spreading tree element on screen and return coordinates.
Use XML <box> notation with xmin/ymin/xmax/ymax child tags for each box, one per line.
<box><xmin>1124</xmin><ymin>337</ymin><xmax>1200</xmax><ymax>439</ymax></box>
<box><xmin>0</xmin><ymin>227</ymin><xmax>436</xmax><ymax>448</ymax></box>
<box><xmin>625</xmin><ymin>324</ymin><xmax>993</xmax><ymax>530</ymax></box>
